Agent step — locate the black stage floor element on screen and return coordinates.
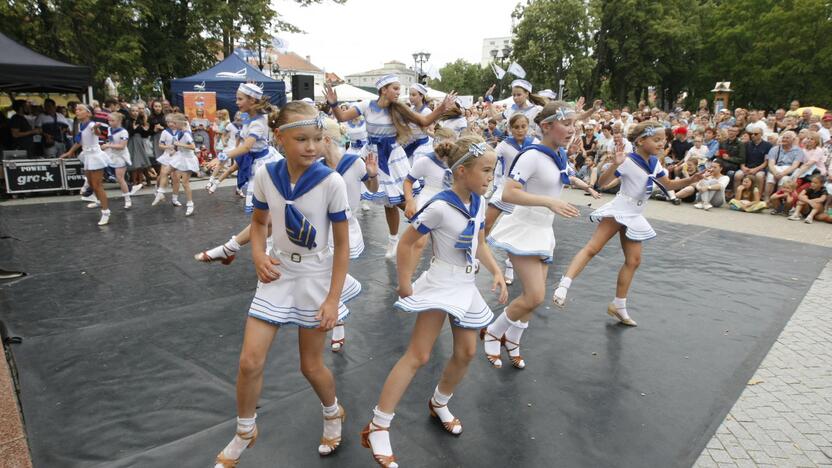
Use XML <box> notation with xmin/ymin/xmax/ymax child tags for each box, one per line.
<box><xmin>1</xmin><ymin>190</ymin><xmax>829</xmax><ymax>468</ymax></box>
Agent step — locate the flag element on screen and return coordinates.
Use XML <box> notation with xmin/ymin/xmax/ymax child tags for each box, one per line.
<box><xmin>272</xmin><ymin>37</ymin><xmax>288</xmax><ymax>53</ymax></box>
<box><xmin>426</xmin><ymin>64</ymin><xmax>441</xmax><ymax>81</ymax></box>
<box><xmin>491</xmin><ymin>63</ymin><xmax>506</xmax><ymax>80</ymax></box>
<box><xmin>507</xmin><ymin>62</ymin><xmax>526</xmax><ymax>79</ymax></box>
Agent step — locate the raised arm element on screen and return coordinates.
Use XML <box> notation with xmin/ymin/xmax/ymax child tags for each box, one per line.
<box><xmin>324</xmin><ymin>83</ymin><xmax>361</xmax><ymax>122</ymax></box>
<box><xmin>411</xmin><ymin>92</ymin><xmax>458</xmax><ymax>127</ymax></box>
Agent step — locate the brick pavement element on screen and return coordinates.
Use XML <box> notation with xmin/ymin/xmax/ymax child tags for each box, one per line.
<box><xmin>694</xmin><ymin>259</ymin><xmax>832</xmax><ymax>468</ymax></box>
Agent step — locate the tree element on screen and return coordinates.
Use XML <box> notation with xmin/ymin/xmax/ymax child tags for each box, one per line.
<box><xmin>429</xmin><ymin>59</ymin><xmax>492</xmax><ymax>97</ymax></box>
<box><xmin>511</xmin><ymin>0</ymin><xmax>597</xmax><ymax>100</ymax></box>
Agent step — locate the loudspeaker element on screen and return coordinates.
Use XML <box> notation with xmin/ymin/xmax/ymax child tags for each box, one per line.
<box><xmin>2</xmin><ymin>150</ymin><xmax>28</xmax><ymax>161</ymax></box>
<box><xmin>291</xmin><ymin>75</ymin><xmax>315</xmax><ymax>101</ymax></box>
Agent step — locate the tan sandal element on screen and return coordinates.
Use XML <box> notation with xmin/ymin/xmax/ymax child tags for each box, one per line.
<box><xmin>194</xmin><ymin>248</ymin><xmax>236</xmax><ymax>265</ymax></box>
<box><xmin>318</xmin><ymin>404</ymin><xmax>346</xmax><ymax>456</ymax></box>
<box><xmin>479</xmin><ymin>328</ymin><xmax>503</xmax><ymax>368</ymax></box>
<box><xmin>607</xmin><ymin>303</ymin><xmax>637</xmax><ymax>327</ymax></box>
<box><xmin>330</xmin><ymin>324</ymin><xmax>345</xmax><ymax>353</ymax></box>
<box><xmin>360</xmin><ymin>422</ymin><xmax>398</xmax><ymax>467</ymax></box>
<box><xmin>502</xmin><ymin>336</ymin><xmax>526</xmax><ymax>369</ymax></box>
<box><xmin>214</xmin><ymin>425</ymin><xmax>258</xmax><ymax>468</ymax></box>
<box><xmin>428</xmin><ymin>399</ymin><xmax>463</xmax><ymax>435</ymax></box>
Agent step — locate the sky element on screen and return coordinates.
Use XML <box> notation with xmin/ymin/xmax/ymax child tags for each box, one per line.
<box><xmin>272</xmin><ymin>0</ymin><xmax>520</xmax><ymax>76</ymax></box>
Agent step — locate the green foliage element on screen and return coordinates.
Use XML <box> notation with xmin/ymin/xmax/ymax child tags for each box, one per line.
<box><xmin>0</xmin><ymin>0</ymin><xmax>344</xmax><ymax>100</ymax></box>
<box><xmin>429</xmin><ymin>59</ymin><xmax>492</xmax><ymax>97</ymax></box>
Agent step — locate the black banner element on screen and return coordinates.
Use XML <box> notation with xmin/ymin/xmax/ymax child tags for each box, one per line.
<box><xmin>3</xmin><ymin>160</ymin><xmax>64</xmax><ymax>193</ymax></box>
<box><xmin>62</xmin><ymin>159</ymin><xmax>86</xmax><ymax>190</ymax></box>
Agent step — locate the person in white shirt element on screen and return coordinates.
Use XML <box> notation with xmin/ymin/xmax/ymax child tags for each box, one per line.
<box><xmin>35</xmin><ymin>98</ymin><xmax>71</xmax><ymax>157</ymax></box>
<box><xmin>675</xmin><ymin>159</ymin><xmax>730</xmax><ymax>210</ymax></box>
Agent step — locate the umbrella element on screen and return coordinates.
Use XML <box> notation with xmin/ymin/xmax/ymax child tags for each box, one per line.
<box><xmin>789</xmin><ymin>106</ymin><xmax>827</xmax><ymax>117</ymax></box>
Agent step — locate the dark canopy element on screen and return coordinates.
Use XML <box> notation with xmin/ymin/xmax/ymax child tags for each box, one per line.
<box><xmin>0</xmin><ymin>32</ymin><xmax>91</xmax><ymax>93</ymax></box>
<box><xmin>170</xmin><ymin>54</ymin><xmax>286</xmax><ymax>113</ymax></box>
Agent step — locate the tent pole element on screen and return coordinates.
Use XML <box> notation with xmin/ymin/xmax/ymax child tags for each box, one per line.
<box><xmin>87</xmin><ymin>86</ymin><xmax>93</xmax><ymax>104</ymax></box>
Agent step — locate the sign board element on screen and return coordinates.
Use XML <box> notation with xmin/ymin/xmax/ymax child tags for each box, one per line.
<box><xmin>183</xmin><ymin>91</ymin><xmax>217</xmax><ymax>123</ymax></box>
<box><xmin>3</xmin><ymin>159</ymin><xmax>64</xmax><ymax>194</ymax></box>
<box><xmin>62</xmin><ymin>159</ymin><xmax>86</xmax><ymax>190</ymax></box>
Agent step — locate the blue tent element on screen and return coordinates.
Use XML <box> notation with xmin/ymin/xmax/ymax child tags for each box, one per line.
<box><xmin>170</xmin><ymin>54</ymin><xmax>285</xmax><ymax>114</ymax></box>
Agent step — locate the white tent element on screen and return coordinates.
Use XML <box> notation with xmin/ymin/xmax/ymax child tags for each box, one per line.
<box><xmin>398</xmin><ymin>86</ymin><xmax>447</xmax><ymax>103</ymax></box>
<box><xmin>315</xmin><ymin>83</ymin><xmax>377</xmax><ymax>102</ymax></box>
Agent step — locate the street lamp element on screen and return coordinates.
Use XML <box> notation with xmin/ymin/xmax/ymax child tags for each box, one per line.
<box><xmin>490</xmin><ymin>47</ymin><xmax>512</xmax><ymax>99</ymax></box>
<box><xmin>412</xmin><ymin>51</ymin><xmax>431</xmax><ymax>84</ymax></box>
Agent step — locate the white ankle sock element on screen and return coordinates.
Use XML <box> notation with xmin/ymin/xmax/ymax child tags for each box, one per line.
<box><xmin>321</xmin><ymin>398</ymin><xmax>341</xmax><ymax>444</ymax></box>
<box><xmin>220</xmin><ymin>414</ymin><xmax>257</xmax><ymax>461</ymax></box>
<box><xmin>388</xmin><ymin>234</ymin><xmax>398</xmax><ymax>243</ymax></box>
<box><xmin>369</xmin><ymin>406</ymin><xmax>395</xmax><ymax>458</ymax></box>
<box><xmin>227</xmin><ymin>236</ymin><xmax>241</xmax><ymax>252</ymax></box>
<box><xmin>505</xmin><ymin>258</ymin><xmax>513</xmax><ymax>269</ymax></box>
<box><xmin>613</xmin><ymin>297</ymin><xmax>631</xmax><ymax>319</ymax></box>
<box><xmin>332</xmin><ymin>322</ymin><xmax>345</xmax><ymax>342</ymax></box>
<box><xmin>484</xmin><ymin>311</ymin><xmax>512</xmax><ymax>363</ymax></box>
<box><xmin>430</xmin><ymin>387</ymin><xmax>460</xmax><ymax>432</ymax></box>
<box><xmin>504</xmin><ymin>320</ymin><xmax>528</xmax><ymax>357</ymax></box>
<box><xmin>101</xmin><ymin>209</ymin><xmax>111</xmax><ymax>216</ymax></box>
<box><xmin>554</xmin><ymin>276</ymin><xmax>571</xmax><ymax>303</ymax></box>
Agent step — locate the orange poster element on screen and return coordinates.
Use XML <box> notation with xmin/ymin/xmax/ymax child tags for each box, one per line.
<box><xmin>183</xmin><ymin>92</ymin><xmax>217</xmax><ymax>123</ymax></box>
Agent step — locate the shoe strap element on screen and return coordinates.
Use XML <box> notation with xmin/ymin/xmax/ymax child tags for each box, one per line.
<box><xmin>368</xmin><ymin>421</ymin><xmax>390</xmax><ymax>433</ymax></box>
<box><xmin>323</xmin><ymin>406</ymin><xmax>344</xmax><ymax>421</ymax></box>
<box><xmin>430</xmin><ymin>398</ymin><xmax>448</xmax><ymax>409</ymax></box>
<box><xmin>236</xmin><ymin>426</ymin><xmax>256</xmax><ymax>440</ymax></box>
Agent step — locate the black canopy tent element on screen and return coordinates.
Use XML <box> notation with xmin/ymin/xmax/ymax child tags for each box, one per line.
<box><xmin>0</xmin><ymin>32</ymin><xmax>91</xmax><ymax>94</ymax></box>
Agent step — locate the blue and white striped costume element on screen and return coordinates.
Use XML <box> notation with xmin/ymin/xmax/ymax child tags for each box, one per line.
<box><xmin>353</xmin><ymin>100</ymin><xmax>410</xmax><ymax>206</ymax></box>
<box><xmin>239</xmin><ymin>113</ymin><xmax>278</xmax><ymax>213</ymax></box>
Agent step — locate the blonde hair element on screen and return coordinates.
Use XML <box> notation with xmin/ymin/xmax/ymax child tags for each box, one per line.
<box><xmin>269</xmin><ymin>101</ymin><xmax>316</xmax><ymax>130</ymax></box>
<box><xmin>109</xmin><ymin>112</ymin><xmax>124</xmax><ymax>124</ymax></box>
<box><xmin>627</xmin><ymin>121</ymin><xmax>664</xmax><ymax>143</ymax></box>
<box><xmin>322</xmin><ymin>117</ymin><xmax>343</xmax><ymax>140</ymax></box>
<box><xmin>216</xmin><ymin>109</ymin><xmax>230</xmax><ymax>122</ymax></box>
<box><xmin>169</xmin><ymin>113</ymin><xmax>188</xmax><ymax>125</ymax></box>
<box><xmin>434</xmin><ymin>135</ymin><xmax>493</xmax><ymax>170</ymax></box>
<box><xmin>804</xmin><ymin>131</ymin><xmax>822</xmax><ymax>147</ymax></box>
<box><xmin>378</xmin><ymin>84</ymin><xmax>426</xmax><ymax>144</ymax></box>
<box><xmin>533</xmin><ymin>101</ymin><xmax>573</xmax><ymax>126</ymax></box>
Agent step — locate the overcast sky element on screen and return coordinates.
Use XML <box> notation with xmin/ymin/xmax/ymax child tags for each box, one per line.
<box><xmin>273</xmin><ymin>0</ymin><xmax>519</xmax><ymax>76</ymax></box>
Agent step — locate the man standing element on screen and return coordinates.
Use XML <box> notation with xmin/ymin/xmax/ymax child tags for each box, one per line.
<box><xmin>764</xmin><ymin>131</ymin><xmax>804</xmax><ymax>200</ymax></box>
<box><xmin>35</xmin><ymin>99</ymin><xmax>71</xmax><ymax>158</ymax></box>
<box><xmin>8</xmin><ymin>100</ymin><xmax>40</xmax><ymax>157</ymax></box>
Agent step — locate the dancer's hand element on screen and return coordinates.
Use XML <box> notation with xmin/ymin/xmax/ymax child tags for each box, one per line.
<box><xmin>440</xmin><ymin>91</ymin><xmax>459</xmax><ymax>112</ymax></box>
<box><xmin>323</xmin><ymin>83</ymin><xmax>338</xmax><ymax>105</ymax></box>
<box><xmin>548</xmin><ymin>199</ymin><xmax>580</xmax><ymax>218</ymax></box>
<box><xmin>575</xmin><ymin>96</ymin><xmax>585</xmax><ymax>111</ymax></box>
<box><xmin>365</xmin><ymin>152</ymin><xmax>378</xmax><ymax>178</ymax></box>
<box><xmin>587</xmin><ymin>187</ymin><xmax>601</xmax><ymax>199</ymax></box>
<box><xmin>316</xmin><ymin>298</ymin><xmax>339</xmax><ymax>331</ymax></box>
<box><xmin>254</xmin><ymin>253</ymin><xmax>281</xmax><ymax>283</ymax></box>
<box><xmin>492</xmin><ymin>273</ymin><xmax>508</xmax><ymax>304</ymax></box>
<box><xmin>397</xmin><ymin>283</ymin><xmax>413</xmax><ymax>299</ymax></box>
<box><xmin>404</xmin><ymin>198</ymin><xmax>417</xmax><ymax>219</ymax></box>
<box><xmin>613</xmin><ymin>149</ymin><xmax>627</xmax><ymax>165</ymax></box>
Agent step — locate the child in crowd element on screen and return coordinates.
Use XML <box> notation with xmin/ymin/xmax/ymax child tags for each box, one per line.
<box><xmin>729</xmin><ymin>174</ymin><xmax>767</xmax><ymax>212</ymax></box>
<box><xmin>788</xmin><ymin>175</ymin><xmax>828</xmax><ymax>223</ymax></box>
<box><xmin>768</xmin><ymin>180</ymin><xmax>798</xmax><ymax>215</ymax></box>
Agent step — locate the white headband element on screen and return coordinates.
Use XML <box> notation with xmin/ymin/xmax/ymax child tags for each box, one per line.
<box><xmin>278</xmin><ymin>113</ymin><xmax>325</xmax><ymax>132</ymax></box>
<box><xmin>375</xmin><ymin>74</ymin><xmax>400</xmax><ymax>90</ymax></box>
<box><xmin>538</xmin><ymin>107</ymin><xmax>576</xmax><ymax>124</ymax></box>
<box><xmin>450</xmin><ymin>143</ymin><xmax>488</xmax><ymax>172</ymax></box>
<box><xmin>636</xmin><ymin>126</ymin><xmax>659</xmax><ymax>140</ymax></box>
<box><xmin>238</xmin><ymin>83</ymin><xmax>263</xmax><ymax>100</ymax></box>
<box><xmin>511</xmin><ymin>79</ymin><xmax>532</xmax><ymax>93</ymax></box>
<box><xmin>410</xmin><ymin>83</ymin><xmax>428</xmax><ymax>96</ymax></box>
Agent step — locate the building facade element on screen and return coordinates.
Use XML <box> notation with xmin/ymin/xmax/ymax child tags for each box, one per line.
<box><xmin>481</xmin><ymin>36</ymin><xmax>513</xmax><ymax>67</ymax></box>
<box><xmin>345</xmin><ymin>61</ymin><xmax>418</xmax><ymax>91</ymax></box>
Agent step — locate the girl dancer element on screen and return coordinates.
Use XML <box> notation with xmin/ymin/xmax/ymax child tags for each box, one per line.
<box><xmin>168</xmin><ymin>113</ymin><xmax>197</xmax><ymax>216</ymax></box>
<box><xmin>494</xmin><ymin>80</ymin><xmax>545</xmax><ymax>128</ymax></box>
<box><xmin>553</xmin><ymin>121</ymin><xmax>706</xmax><ymax>326</ymax></box>
<box><xmin>324</xmin><ymin>75</ymin><xmax>456</xmax><ymax>260</ymax></box>
<box><xmin>486</xmin><ymin>113</ymin><xmax>539</xmax><ymax>285</ymax></box>
<box><xmin>101</xmin><ymin>112</ymin><xmax>133</xmax><ymax>209</ymax></box>
<box><xmin>59</xmin><ymin>104</ymin><xmax>113</xmax><ymax>226</ymax></box>
<box><xmin>320</xmin><ymin>118</ymin><xmax>379</xmax><ymax>352</ymax></box>
<box><xmin>362</xmin><ymin>136</ymin><xmax>508</xmax><ymax>468</ymax></box>
<box><xmin>216</xmin><ymin>84</ymin><xmax>275</xmax><ymax>214</ymax></box>
<box><xmin>344</xmin><ymin>109</ymin><xmax>368</xmax><ymax>159</ymax></box>
<box><xmin>213</xmin><ymin>102</ymin><xmax>351</xmax><ymax>467</ymax></box>
<box><xmin>152</xmin><ymin>114</ymin><xmax>177</xmax><ymax>206</ymax></box>
<box><xmin>482</xmin><ymin>102</ymin><xmax>587</xmax><ymax>370</ymax></box>
<box><xmin>403</xmin><ymin>83</ymin><xmax>434</xmax><ymax>163</ymax></box>
<box><xmin>438</xmin><ymin>99</ymin><xmax>468</xmax><ymax>136</ymax></box>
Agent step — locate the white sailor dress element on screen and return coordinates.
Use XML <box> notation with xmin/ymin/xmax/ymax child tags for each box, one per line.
<box><xmin>106</xmin><ymin>127</ymin><xmax>131</xmax><ymax>168</ymax></box>
<box><xmin>407</xmin><ymin>153</ymin><xmax>450</xmax><ymax>210</ymax></box>
<box><xmin>248</xmin><ymin>162</ymin><xmax>359</xmax><ymax>327</ymax></box>
<box><xmin>344</xmin><ymin>120</ymin><xmax>368</xmax><ymax>158</ymax></box>
<box><xmin>503</xmin><ymin>103</ymin><xmax>543</xmax><ymax>136</ymax></box>
<box><xmin>589</xmin><ymin>154</ymin><xmax>666</xmax><ymax>241</ymax></box>
<box><xmin>488</xmin><ymin>146</ymin><xmax>570</xmax><ymax>264</ymax></box>
<box><xmin>326</xmin><ymin>153</ymin><xmax>369</xmax><ymax>261</ymax></box>
<box><xmin>439</xmin><ymin>116</ymin><xmax>468</xmax><ymax>136</ymax></box>
<box><xmin>75</xmin><ymin>121</ymin><xmax>112</xmax><ymax>171</ymax></box>
<box><xmin>490</xmin><ymin>136</ymin><xmax>538</xmax><ymax>213</ymax></box>
<box><xmin>157</xmin><ymin>128</ymin><xmax>176</xmax><ymax>166</ymax></box>
<box><xmin>403</xmin><ymin>105</ymin><xmax>433</xmax><ymax>163</ymax></box>
<box><xmin>394</xmin><ymin>191</ymin><xmax>494</xmax><ymax>329</ymax></box>
<box><xmin>222</xmin><ymin>122</ymin><xmax>240</xmax><ymax>167</ymax></box>
<box><xmin>240</xmin><ymin>114</ymin><xmax>275</xmax><ymax>213</ymax></box>
<box><xmin>169</xmin><ymin>131</ymin><xmax>200</xmax><ymax>174</ymax></box>
<box><xmin>353</xmin><ymin>100</ymin><xmax>410</xmax><ymax>206</ymax></box>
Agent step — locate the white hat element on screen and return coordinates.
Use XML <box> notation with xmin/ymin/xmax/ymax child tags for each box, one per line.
<box><xmin>510</xmin><ymin>79</ymin><xmax>532</xmax><ymax>93</ymax></box>
<box><xmin>375</xmin><ymin>74</ymin><xmax>400</xmax><ymax>90</ymax></box>
<box><xmin>410</xmin><ymin>83</ymin><xmax>428</xmax><ymax>96</ymax></box>
<box><xmin>301</xmin><ymin>97</ymin><xmax>314</xmax><ymax>104</ymax></box>
<box><xmin>238</xmin><ymin>83</ymin><xmax>263</xmax><ymax>100</ymax></box>
<box><xmin>538</xmin><ymin>89</ymin><xmax>557</xmax><ymax>100</ymax></box>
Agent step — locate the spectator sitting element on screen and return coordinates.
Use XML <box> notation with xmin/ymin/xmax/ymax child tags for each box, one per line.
<box><xmin>734</xmin><ymin>126</ymin><xmax>772</xmax><ymax>193</ymax></box>
<box><xmin>675</xmin><ymin>134</ymin><xmax>709</xmax><ymax>178</ymax></box>
<box><xmin>788</xmin><ymin>175</ymin><xmax>828</xmax><ymax>224</ymax></box>
<box><xmin>576</xmin><ymin>155</ymin><xmax>597</xmax><ymax>189</ymax></box>
<box><xmin>716</xmin><ymin>126</ymin><xmax>744</xmax><ymax>177</ymax></box>
<box><xmin>483</xmin><ymin>118</ymin><xmax>504</xmax><ymax>145</ymax></box>
<box><xmin>793</xmin><ymin>132</ymin><xmax>826</xmax><ymax>183</ymax></box>
<box><xmin>819</xmin><ymin>115</ymin><xmax>832</xmax><ymax>144</ymax></box>
<box><xmin>764</xmin><ymin>131</ymin><xmax>804</xmax><ymax>200</ymax></box>
<box><xmin>703</xmin><ymin>127</ymin><xmax>719</xmax><ymax>159</ymax></box>
<box><xmin>675</xmin><ymin>160</ymin><xmax>729</xmax><ymax>210</ymax></box>
<box><xmin>768</xmin><ymin>179</ymin><xmax>798</xmax><ymax>215</ymax></box>
<box><xmin>728</xmin><ymin>174</ymin><xmax>767</xmax><ymax>213</ymax></box>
